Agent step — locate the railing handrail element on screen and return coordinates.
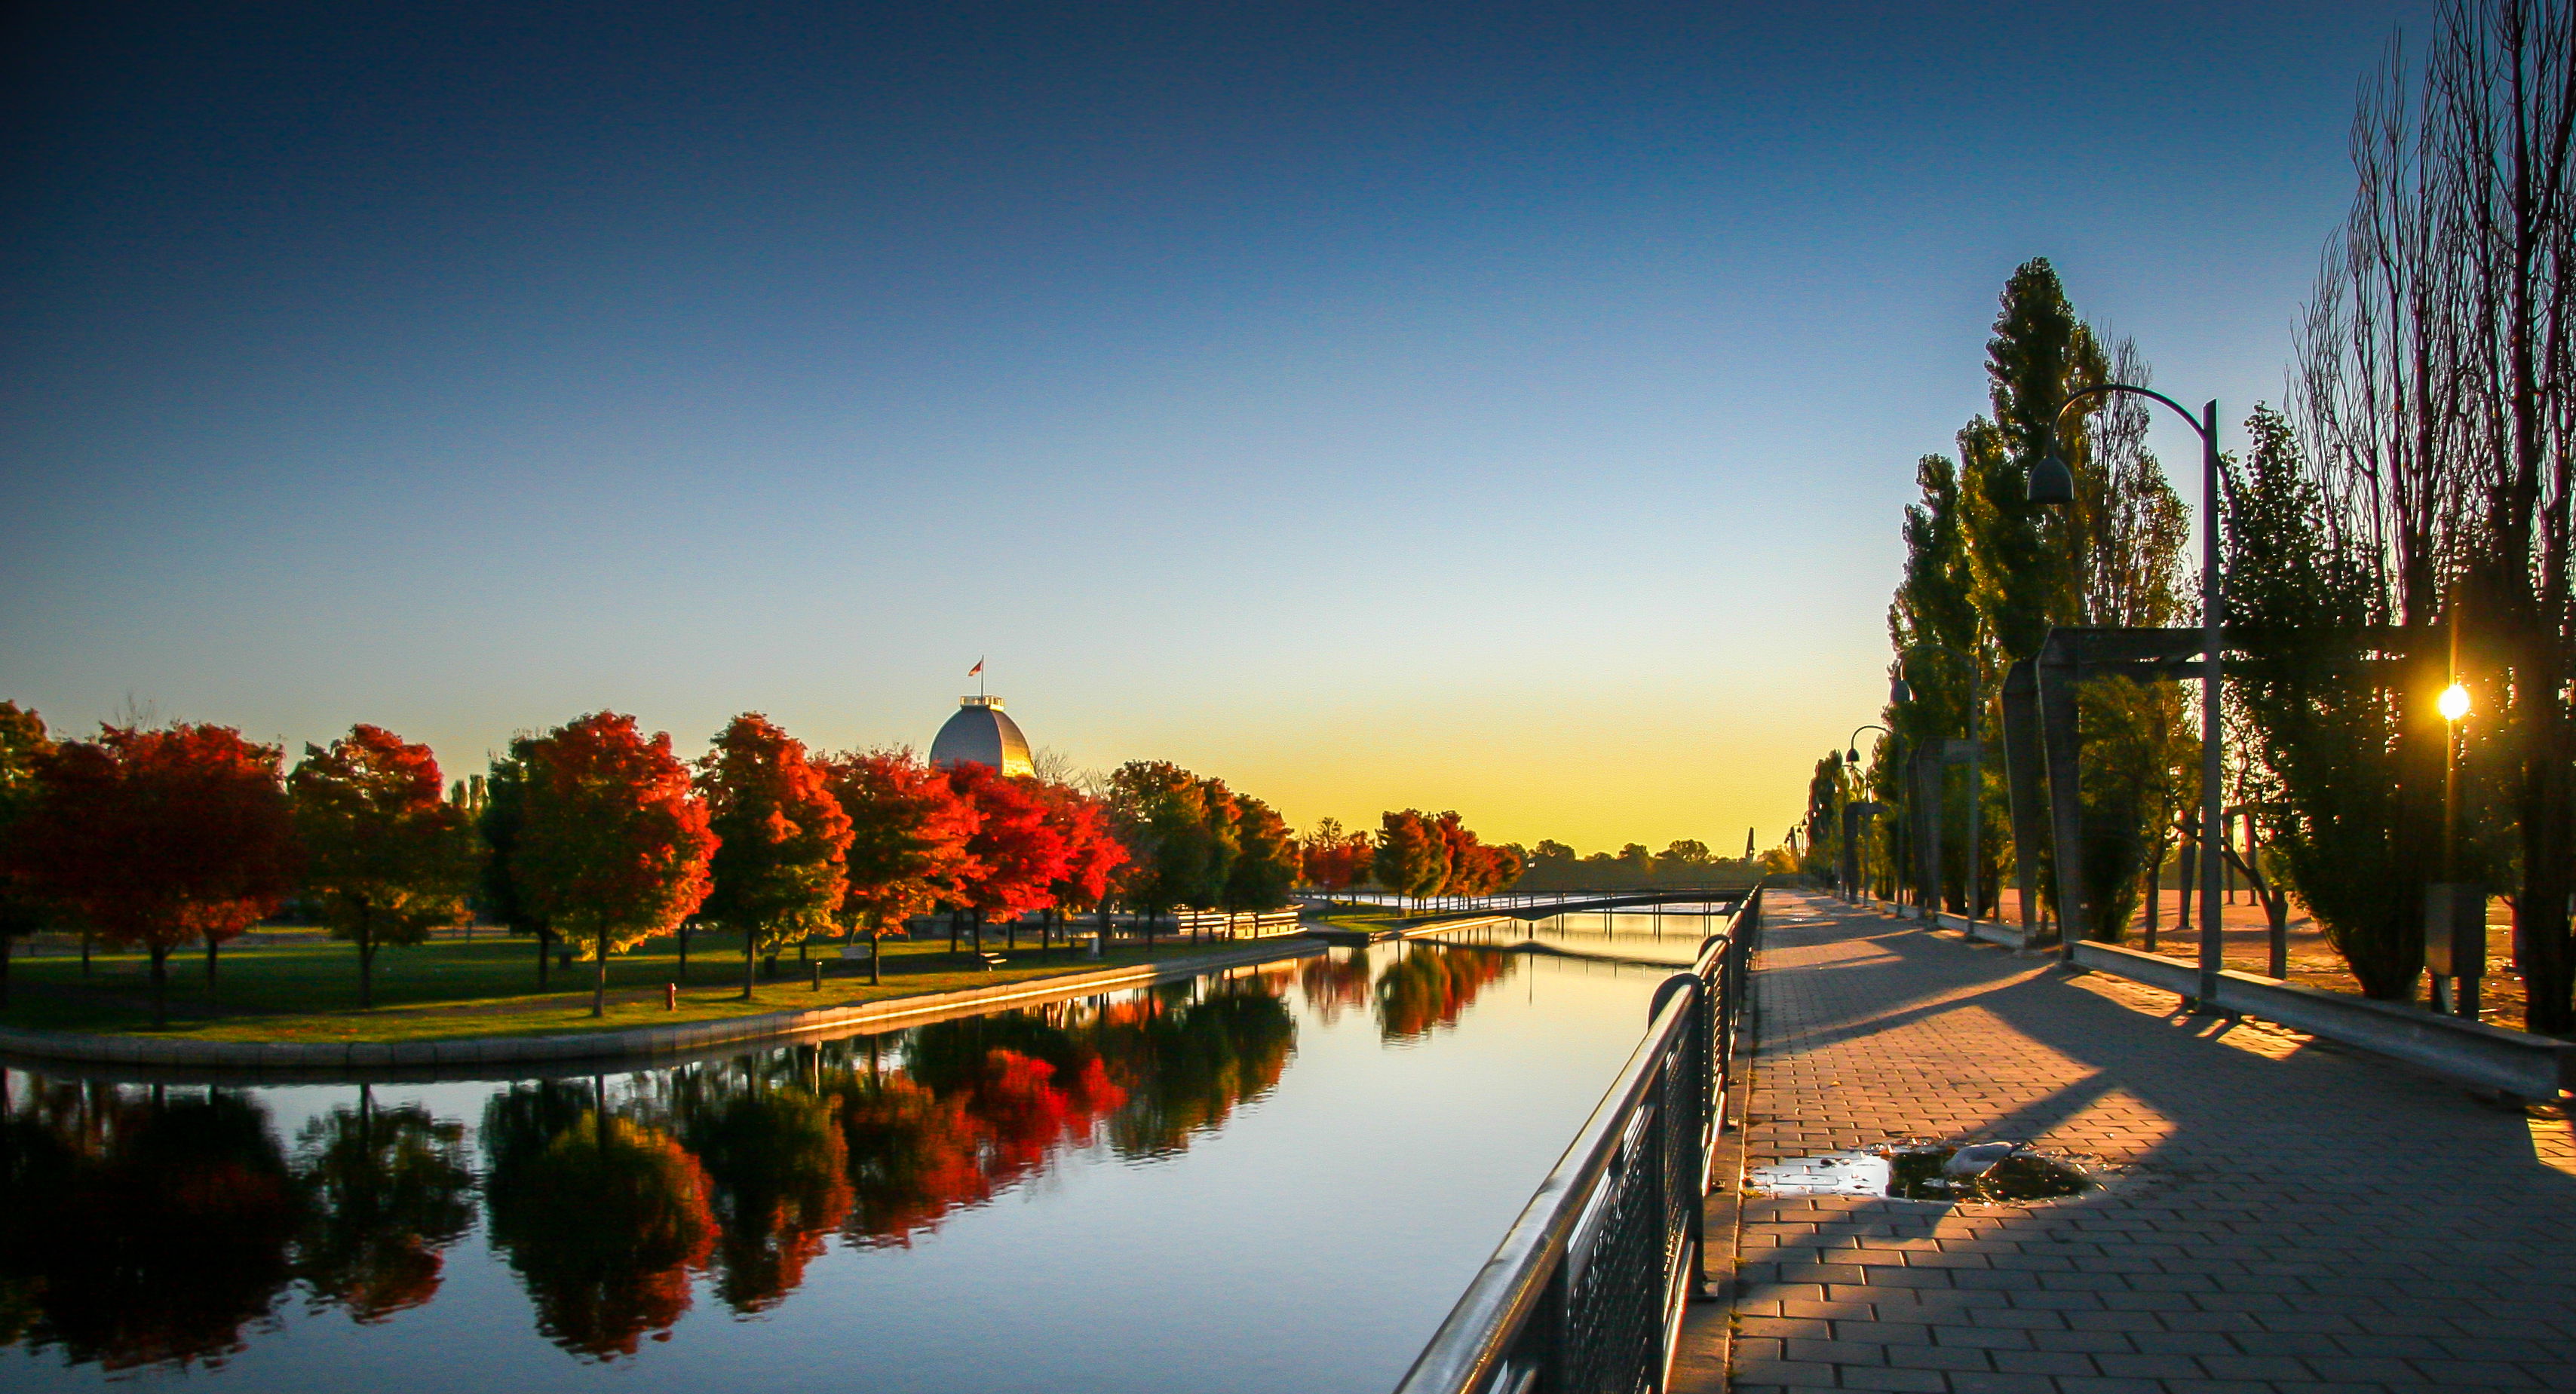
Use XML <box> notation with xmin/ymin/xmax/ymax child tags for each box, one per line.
<box><xmin>1391</xmin><ymin>881</ymin><xmax>1763</xmax><ymax>1394</ymax></box>
<box><xmin>1390</xmin><ymin>976</ymin><xmax>1703</xmax><ymax>1394</ymax></box>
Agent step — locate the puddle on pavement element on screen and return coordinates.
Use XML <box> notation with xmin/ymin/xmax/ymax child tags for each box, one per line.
<box><xmin>1747</xmin><ymin>1143</ymin><xmax>2092</xmax><ymax>1203</ymax></box>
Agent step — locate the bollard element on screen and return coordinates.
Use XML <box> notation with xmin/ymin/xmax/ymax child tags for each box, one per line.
<box><xmin>811</xmin><ymin>960</ymin><xmax>823</xmax><ymax>991</ymax></box>
<box><xmin>665</xmin><ymin>982</ymin><xmax>676</xmax><ymax>1011</ymax></box>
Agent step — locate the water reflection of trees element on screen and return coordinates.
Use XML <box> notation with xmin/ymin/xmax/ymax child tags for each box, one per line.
<box><xmin>1297</xmin><ymin>948</ymin><xmax>1374</xmax><ymax>1023</ymax></box>
<box><xmin>294</xmin><ymin>1086</ymin><xmax>476</xmax><ymax>1322</ymax></box>
<box><xmin>668</xmin><ymin>1072</ymin><xmax>851</xmax><ymax>1313</ymax></box>
<box><xmin>0</xmin><ymin>1081</ymin><xmax>305</xmax><ymax>1371</ymax></box>
<box><xmin>0</xmin><ymin>974</ymin><xmax>1302</xmax><ymax>1368</ymax></box>
<box><xmin>481</xmin><ymin>1082</ymin><xmax>716</xmax><ymax>1359</ymax></box>
<box><xmin>829</xmin><ymin>985</ymin><xmax>1290</xmax><ymax>1241</ymax></box>
<box><xmin>1375</xmin><ymin>945</ymin><xmax>1513</xmax><ymax>1041</ymax></box>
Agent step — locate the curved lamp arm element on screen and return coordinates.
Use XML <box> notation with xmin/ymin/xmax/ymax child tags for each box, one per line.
<box><xmin>2035</xmin><ymin>381</ymin><xmax>2237</xmax><ymax>510</ymax></box>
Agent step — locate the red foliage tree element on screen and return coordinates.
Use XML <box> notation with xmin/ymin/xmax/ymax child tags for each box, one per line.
<box><xmin>1371</xmin><ymin>809</ymin><xmax>1448</xmax><ymax>912</ymax></box>
<box><xmin>945</xmin><ymin>762</ymin><xmax>1071</xmax><ymax>955</ymax></box>
<box><xmin>814</xmin><ymin>748</ymin><xmax>980</xmax><ymax>984</ymax></box>
<box><xmin>18</xmin><ymin>724</ymin><xmax>302</xmax><ymax>1027</ymax></box>
<box><xmin>695</xmin><ymin>714</ymin><xmax>853</xmax><ymax>1002</ymax></box>
<box><xmin>290</xmin><ymin>725</ymin><xmax>477</xmax><ymax>1008</ymax></box>
<box><xmin>1297</xmin><ymin>816</ymin><xmax>1373</xmax><ymax>893</ymax></box>
<box><xmin>511</xmin><ymin>713</ymin><xmax>716</xmax><ymax>1017</ymax></box>
<box><xmin>1033</xmin><ymin>781</ymin><xmax>1127</xmax><ymax>951</ymax></box>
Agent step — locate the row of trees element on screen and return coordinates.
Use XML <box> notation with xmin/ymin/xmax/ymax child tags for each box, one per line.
<box><xmin>1293</xmin><ymin>810</ymin><xmax>1526</xmax><ymax>906</ymax></box>
<box><xmin>1805</xmin><ymin>0</ymin><xmax>2576</xmax><ymax>1034</ymax></box>
<box><xmin>1294</xmin><ymin>818</ymin><xmax>1759</xmax><ymax>900</ymax></box>
<box><xmin>0</xmin><ymin>984</ymin><xmax>1297</xmax><ymax>1368</ymax></box>
<box><xmin>0</xmin><ymin>700</ymin><xmax>1321</xmax><ymax>1026</ymax></box>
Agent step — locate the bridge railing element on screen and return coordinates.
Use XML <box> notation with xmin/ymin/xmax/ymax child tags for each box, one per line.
<box><xmin>1297</xmin><ymin>884</ymin><xmax>1756</xmax><ymax>917</ymax></box>
<box><xmin>1391</xmin><ymin>883</ymin><xmax>1762</xmax><ymax>1394</ymax></box>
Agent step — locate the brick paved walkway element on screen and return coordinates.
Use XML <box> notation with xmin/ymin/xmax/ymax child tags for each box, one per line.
<box><xmin>1700</xmin><ymin>889</ymin><xmax>2576</xmax><ymax>1393</ymax></box>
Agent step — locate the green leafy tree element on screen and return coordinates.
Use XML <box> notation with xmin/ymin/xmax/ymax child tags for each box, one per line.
<box><xmin>477</xmin><ymin>739</ymin><xmax>560</xmax><ymax>989</ymax></box>
<box><xmin>1222</xmin><ymin>793</ymin><xmax>1299</xmax><ymax>911</ymax></box>
<box><xmin>1372</xmin><ymin>809</ymin><xmax>1448</xmax><ymax>910</ymax></box>
<box><xmin>0</xmin><ymin>702</ymin><xmax>57</xmax><ymax>1006</ymax></box>
<box><xmin>696</xmin><ymin>714</ymin><xmax>854</xmax><ymax>1001</ymax></box>
<box><xmin>290</xmin><ymin>725</ymin><xmax>478</xmax><ymax>1008</ymax></box>
<box><xmin>1963</xmin><ymin>259</ymin><xmax>2107</xmax><ymax>660</ymax></box>
<box><xmin>2224</xmin><ymin>406</ymin><xmax>2419</xmax><ymax>995</ymax></box>
<box><xmin>1107</xmin><ymin>762</ymin><xmax>1219</xmax><ymax>937</ymax></box>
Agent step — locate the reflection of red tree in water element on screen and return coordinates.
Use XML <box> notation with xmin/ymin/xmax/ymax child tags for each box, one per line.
<box><xmin>837</xmin><ymin>1048</ymin><xmax>1127</xmax><ymax>1248</ymax></box>
<box><xmin>1375</xmin><ymin>945</ymin><xmax>1513</xmax><ymax>1041</ymax></box>
<box><xmin>1297</xmin><ymin>950</ymin><xmax>1374</xmax><ymax>1022</ymax></box>
<box><xmin>677</xmin><ymin>1086</ymin><xmax>854</xmax><ymax>1316</ymax></box>
<box><xmin>0</xmin><ymin>1083</ymin><xmax>305</xmax><ymax>1372</ymax></box>
<box><xmin>482</xmin><ymin>1112</ymin><xmax>717</xmax><ymax>1361</ymax></box>
<box><xmin>1096</xmin><ymin>988</ymin><xmax>1296</xmax><ymax>1157</ymax></box>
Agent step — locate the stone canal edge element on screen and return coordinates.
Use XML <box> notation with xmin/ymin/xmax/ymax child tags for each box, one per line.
<box><xmin>0</xmin><ymin>936</ymin><xmax>1331</xmax><ymax>1080</ymax></box>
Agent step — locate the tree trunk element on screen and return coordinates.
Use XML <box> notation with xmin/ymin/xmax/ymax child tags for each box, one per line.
<box><xmin>205</xmin><ymin>936</ymin><xmax>219</xmax><ymax>992</ymax></box>
<box><xmin>149</xmin><ymin>944</ymin><xmax>168</xmax><ymax>1029</ymax></box>
<box><xmin>869</xmin><ymin>918</ymin><xmax>882</xmax><ymax>985</ymax></box>
<box><xmin>743</xmin><ymin>931</ymin><xmax>757</xmax><ymax>1002</ymax></box>
<box><xmin>537</xmin><ymin>927</ymin><xmax>550</xmax><ymax>989</ymax></box>
<box><xmin>2142</xmin><ymin>846</ymin><xmax>2158</xmax><ymax>951</ymax></box>
<box><xmin>593</xmin><ymin>925</ymin><xmax>610</xmax><ymax>1017</ymax></box>
<box><xmin>678</xmin><ymin>921</ymin><xmax>690</xmax><ymax>976</ymax></box>
<box><xmin>2176</xmin><ymin>838</ymin><xmax>2197</xmax><ymax>939</ymax></box>
<box><xmin>360</xmin><ymin>927</ymin><xmax>376</xmax><ymax>1010</ymax></box>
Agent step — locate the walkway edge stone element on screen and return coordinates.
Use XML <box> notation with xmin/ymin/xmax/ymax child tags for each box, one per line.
<box><xmin>0</xmin><ymin>936</ymin><xmax>1327</xmax><ymax>1080</ymax></box>
<box><xmin>2068</xmin><ymin>938</ymin><xmax>2576</xmax><ymax>1098</ymax></box>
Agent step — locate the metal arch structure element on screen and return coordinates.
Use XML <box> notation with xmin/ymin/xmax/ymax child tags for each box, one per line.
<box><xmin>2003</xmin><ymin>623</ymin><xmax>2430</xmax><ymax>956</ymax></box>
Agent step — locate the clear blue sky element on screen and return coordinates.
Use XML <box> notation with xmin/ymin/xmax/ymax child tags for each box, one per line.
<box><xmin>0</xmin><ymin>1</ymin><xmax>2436</xmax><ymax>850</ymax></box>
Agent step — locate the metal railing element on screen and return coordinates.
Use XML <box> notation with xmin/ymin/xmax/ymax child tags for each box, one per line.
<box><xmin>1392</xmin><ymin>884</ymin><xmax>1761</xmax><ymax>1394</ymax></box>
<box><xmin>1169</xmin><ymin>907</ymin><xmax>1305</xmax><ymax>938</ymax></box>
<box><xmin>1297</xmin><ymin>886</ymin><xmax>1757</xmax><ymax>917</ymax></box>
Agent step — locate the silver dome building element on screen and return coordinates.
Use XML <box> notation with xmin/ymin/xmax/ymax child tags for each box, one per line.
<box><xmin>930</xmin><ymin>695</ymin><xmax>1032</xmax><ymax>777</ymax></box>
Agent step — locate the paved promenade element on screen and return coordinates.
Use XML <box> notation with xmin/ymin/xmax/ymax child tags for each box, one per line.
<box><xmin>1701</xmin><ymin>889</ymin><xmax>2576</xmax><ymax>1393</ymax></box>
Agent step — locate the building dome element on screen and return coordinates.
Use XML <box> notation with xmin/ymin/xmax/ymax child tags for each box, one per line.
<box><xmin>930</xmin><ymin>696</ymin><xmax>1032</xmax><ymax>777</ymax></box>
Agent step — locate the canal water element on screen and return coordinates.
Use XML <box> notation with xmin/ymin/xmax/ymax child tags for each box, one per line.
<box><xmin>0</xmin><ymin>940</ymin><xmax>1676</xmax><ymax>1392</ymax></box>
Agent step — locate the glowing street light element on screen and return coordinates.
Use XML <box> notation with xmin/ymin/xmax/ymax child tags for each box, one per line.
<box><xmin>2440</xmin><ymin>682</ymin><xmax>2471</xmax><ymax>723</ymax></box>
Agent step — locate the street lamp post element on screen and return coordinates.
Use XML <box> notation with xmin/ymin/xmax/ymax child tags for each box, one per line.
<box><xmin>1844</xmin><ymin>724</ymin><xmax>1889</xmax><ymax>902</ymax></box>
<box><xmin>2034</xmin><ymin>386</ymin><xmax>2227</xmax><ymax>1012</ymax></box>
<box><xmin>1894</xmin><ymin>644</ymin><xmax>1983</xmax><ymax>939</ymax></box>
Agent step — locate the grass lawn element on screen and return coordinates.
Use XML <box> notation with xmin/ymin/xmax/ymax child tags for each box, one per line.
<box><xmin>0</xmin><ymin>925</ymin><xmax>1278</xmax><ymax>1043</ymax></box>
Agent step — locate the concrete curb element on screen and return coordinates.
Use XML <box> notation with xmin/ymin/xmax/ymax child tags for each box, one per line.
<box><xmin>0</xmin><ymin>936</ymin><xmax>1328</xmax><ymax>1083</ymax></box>
<box><xmin>2067</xmin><ymin>939</ymin><xmax>2575</xmax><ymax>1100</ymax></box>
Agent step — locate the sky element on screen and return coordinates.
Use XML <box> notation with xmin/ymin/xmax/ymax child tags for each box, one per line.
<box><xmin>0</xmin><ymin>0</ymin><xmax>2441</xmax><ymax>853</ymax></box>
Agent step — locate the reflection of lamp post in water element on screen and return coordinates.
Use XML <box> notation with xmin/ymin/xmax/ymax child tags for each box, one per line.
<box><xmin>1843</xmin><ymin>725</ymin><xmax>1889</xmax><ymax>902</ymax></box>
<box><xmin>1892</xmin><ymin>644</ymin><xmax>1981</xmax><ymax>938</ymax></box>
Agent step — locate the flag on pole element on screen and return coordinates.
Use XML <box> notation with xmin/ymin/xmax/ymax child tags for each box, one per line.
<box><xmin>968</xmin><ymin>657</ymin><xmax>984</xmax><ymax>677</ymax></box>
